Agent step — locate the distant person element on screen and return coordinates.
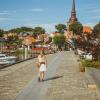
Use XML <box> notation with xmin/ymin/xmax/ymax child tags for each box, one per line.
<box><xmin>37</xmin><ymin>51</ymin><xmax>47</xmax><ymax>82</ymax></box>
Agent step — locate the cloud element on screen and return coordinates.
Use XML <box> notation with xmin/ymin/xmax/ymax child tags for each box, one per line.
<box><xmin>0</xmin><ymin>12</ymin><xmax>9</xmax><ymax>15</ymax></box>
<box><xmin>35</xmin><ymin>24</ymin><xmax>56</xmax><ymax>33</ymax></box>
<box><xmin>0</xmin><ymin>11</ymin><xmax>9</xmax><ymax>15</ymax></box>
<box><xmin>0</xmin><ymin>9</ymin><xmax>44</xmax><ymax>14</ymax></box>
<box><xmin>83</xmin><ymin>22</ymin><xmax>95</xmax><ymax>28</ymax></box>
<box><xmin>24</xmin><ymin>23</ymin><xmax>56</xmax><ymax>33</ymax></box>
<box><xmin>91</xmin><ymin>16</ymin><xmax>100</xmax><ymax>19</ymax></box>
<box><xmin>0</xmin><ymin>18</ymin><xmax>10</xmax><ymax>21</ymax></box>
<box><xmin>77</xmin><ymin>6</ymin><xmax>100</xmax><ymax>14</ymax></box>
<box><xmin>90</xmin><ymin>9</ymin><xmax>100</xmax><ymax>13</ymax></box>
<box><xmin>0</xmin><ymin>10</ymin><xmax>17</xmax><ymax>16</ymax></box>
<box><xmin>30</xmin><ymin>8</ymin><xmax>44</xmax><ymax>12</ymax></box>
<box><xmin>78</xmin><ymin>6</ymin><xmax>100</xmax><ymax>21</ymax></box>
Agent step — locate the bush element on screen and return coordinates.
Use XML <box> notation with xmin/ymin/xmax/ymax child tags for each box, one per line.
<box><xmin>81</xmin><ymin>60</ymin><xmax>100</xmax><ymax>69</ymax></box>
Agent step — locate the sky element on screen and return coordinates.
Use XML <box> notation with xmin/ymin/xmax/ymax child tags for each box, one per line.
<box><xmin>0</xmin><ymin>0</ymin><xmax>100</xmax><ymax>33</ymax></box>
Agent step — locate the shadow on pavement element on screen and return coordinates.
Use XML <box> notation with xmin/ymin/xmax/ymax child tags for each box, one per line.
<box><xmin>44</xmin><ymin>75</ymin><xmax>63</xmax><ymax>81</ymax></box>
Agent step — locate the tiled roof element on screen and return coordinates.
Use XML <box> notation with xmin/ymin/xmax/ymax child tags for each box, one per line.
<box><xmin>23</xmin><ymin>36</ymin><xmax>36</xmax><ymax>45</ymax></box>
<box><xmin>83</xmin><ymin>26</ymin><xmax>92</xmax><ymax>33</ymax></box>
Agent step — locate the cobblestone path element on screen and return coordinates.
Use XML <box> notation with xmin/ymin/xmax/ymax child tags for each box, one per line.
<box><xmin>44</xmin><ymin>51</ymin><xmax>100</xmax><ymax>100</ymax></box>
<box><xmin>15</xmin><ymin>51</ymin><xmax>100</xmax><ymax>100</ymax></box>
<box><xmin>0</xmin><ymin>53</ymin><xmax>57</xmax><ymax>100</ymax></box>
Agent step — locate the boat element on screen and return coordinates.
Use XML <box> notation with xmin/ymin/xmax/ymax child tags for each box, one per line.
<box><xmin>0</xmin><ymin>53</ymin><xmax>17</xmax><ymax>65</ymax></box>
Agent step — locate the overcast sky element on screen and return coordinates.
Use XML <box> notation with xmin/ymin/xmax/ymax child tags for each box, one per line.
<box><xmin>0</xmin><ymin>0</ymin><xmax>100</xmax><ymax>33</ymax></box>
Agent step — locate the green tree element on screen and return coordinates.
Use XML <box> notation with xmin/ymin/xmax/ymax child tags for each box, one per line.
<box><xmin>33</xmin><ymin>27</ymin><xmax>45</xmax><ymax>36</ymax></box>
<box><xmin>7</xmin><ymin>35</ymin><xmax>21</xmax><ymax>44</ymax></box>
<box><xmin>55</xmin><ymin>24</ymin><xmax>66</xmax><ymax>34</ymax></box>
<box><xmin>14</xmin><ymin>39</ymin><xmax>22</xmax><ymax>45</ymax></box>
<box><xmin>53</xmin><ymin>35</ymin><xmax>66</xmax><ymax>50</ymax></box>
<box><xmin>0</xmin><ymin>29</ymin><xmax>4</xmax><ymax>37</ymax></box>
<box><xmin>48</xmin><ymin>37</ymin><xmax>52</xmax><ymax>43</ymax></box>
<box><xmin>69</xmin><ymin>22</ymin><xmax>83</xmax><ymax>35</ymax></box>
<box><xmin>7</xmin><ymin>36</ymin><xmax>14</xmax><ymax>43</ymax></box>
<box><xmin>93</xmin><ymin>22</ymin><xmax>100</xmax><ymax>37</ymax></box>
<box><xmin>8</xmin><ymin>27</ymin><xmax>34</xmax><ymax>34</ymax></box>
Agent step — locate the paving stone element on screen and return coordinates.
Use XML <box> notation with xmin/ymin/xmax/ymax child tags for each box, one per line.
<box><xmin>0</xmin><ymin>53</ymin><xmax>57</xmax><ymax>100</ymax></box>
<box><xmin>1</xmin><ymin>51</ymin><xmax>99</xmax><ymax>100</ymax></box>
<box><xmin>44</xmin><ymin>51</ymin><xmax>100</xmax><ymax>100</ymax></box>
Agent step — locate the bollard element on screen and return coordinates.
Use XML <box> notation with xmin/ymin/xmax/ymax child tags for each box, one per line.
<box><xmin>79</xmin><ymin>62</ymin><xmax>85</xmax><ymax>72</ymax></box>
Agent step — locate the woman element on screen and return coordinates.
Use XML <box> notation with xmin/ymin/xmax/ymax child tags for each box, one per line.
<box><xmin>37</xmin><ymin>51</ymin><xmax>47</xmax><ymax>82</ymax></box>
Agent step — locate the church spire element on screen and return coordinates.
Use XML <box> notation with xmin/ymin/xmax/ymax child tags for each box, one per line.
<box><xmin>72</xmin><ymin>0</ymin><xmax>75</xmax><ymax>13</ymax></box>
<box><xmin>68</xmin><ymin>0</ymin><xmax>78</xmax><ymax>24</ymax></box>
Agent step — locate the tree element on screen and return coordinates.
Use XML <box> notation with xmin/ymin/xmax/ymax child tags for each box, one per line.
<box><xmin>47</xmin><ymin>37</ymin><xmax>52</xmax><ymax>44</ymax></box>
<box><xmin>55</xmin><ymin>24</ymin><xmax>66</xmax><ymax>34</ymax></box>
<box><xmin>53</xmin><ymin>35</ymin><xmax>66</xmax><ymax>50</ymax></box>
<box><xmin>93</xmin><ymin>22</ymin><xmax>100</xmax><ymax>37</ymax></box>
<box><xmin>0</xmin><ymin>29</ymin><xmax>4</xmax><ymax>37</ymax></box>
<box><xmin>69</xmin><ymin>22</ymin><xmax>83</xmax><ymax>35</ymax></box>
<box><xmin>8</xmin><ymin>27</ymin><xmax>34</xmax><ymax>34</ymax></box>
<box><xmin>33</xmin><ymin>27</ymin><xmax>45</xmax><ymax>37</ymax></box>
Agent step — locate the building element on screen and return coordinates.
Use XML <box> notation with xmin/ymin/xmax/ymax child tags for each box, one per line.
<box><xmin>19</xmin><ymin>32</ymin><xmax>33</xmax><ymax>39</ymax></box>
<box><xmin>64</xmin><ymin>30</ymin><xmax>74</xmax><ymax>40</ymax></box>
<box><xmin>83</xmin><ymin>26</ymin><xmax>92</xmax><ymax>34</ymax></box>
<box><xmin>3</xmin><ymin>32</ymin><xmax>18</xmax><ymax>39</ymax></box>
<box><xmin>65</xmin><ymin>0</ymin><xmax>79</xmax><ymax>40</ymax></box>
<box><xmin>23</xmin><ymin>36</ymin><xmax>36</xmax><ymax>45</ymax></box>
<box><xmin>68</xmin><ymin>0</ymin><xmax>78</xmax><ymax>26</ymax></box>
<box><xmin>50</xmin><ymin>32</ymin><xmax>60</xmax><ymax>38</ymax></box>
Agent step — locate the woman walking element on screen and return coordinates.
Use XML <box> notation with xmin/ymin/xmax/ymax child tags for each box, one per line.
<box><xmin>37</xmin><ymin>51</ymin><xmax>47</xmax><ymax>82</ymax></box>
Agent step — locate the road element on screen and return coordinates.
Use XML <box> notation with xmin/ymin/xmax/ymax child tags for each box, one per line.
<box><xmin>15</xmin><ymin>51</ymin><xmax>100</xmax><ymax>100</ymax></box>
<box><xmin>15</xmin><ymin>51</ymin><xmax>62</xmax><ymax>100</ymax></box>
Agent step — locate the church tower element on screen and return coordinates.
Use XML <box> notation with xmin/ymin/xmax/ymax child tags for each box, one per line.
<box><xmin>68</xmin><ymin>0</ymin><xmax>78</xmax><ymax>24</ymax></box>
<box><xmin>65</xmin><ymin>0</ymin><xmax>78</xmax><ymax>40</ymax></box>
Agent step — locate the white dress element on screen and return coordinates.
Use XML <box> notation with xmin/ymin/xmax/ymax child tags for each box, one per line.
<box><xmin>39</xmin><ymin>64</ymin><xmax>47</xmax><ymax>72</ymax></box>
<box><xmin>38</xmin><ymin>55</ymin><xmax>47</xmax><ymax>72</ymax></box>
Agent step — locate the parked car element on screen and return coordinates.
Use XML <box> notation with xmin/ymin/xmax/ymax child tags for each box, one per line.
<box><xmin>82</xmin><ymin>53</ymin><xmax>92</xmax><ymax>60</ymax></box>
<box><xmin>77</xmin><ymin>49</ymin><xmax>92</xmax><ymax>60</ymax></box>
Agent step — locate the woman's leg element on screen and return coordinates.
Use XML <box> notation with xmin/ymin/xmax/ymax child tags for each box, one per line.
<box><xmin>39</xmin><ymin>72</ymin><xmax>42</xmax><ymax>81</ymax></box>
<box><xmin>38</xmin><ymin>71</ymin><xmax>41</xmax><ymax>81</ymax></box>
<box><xmin>41</xmin><ymin>71</ymin><xmax>45</xmax><ymax>80</ymax></box>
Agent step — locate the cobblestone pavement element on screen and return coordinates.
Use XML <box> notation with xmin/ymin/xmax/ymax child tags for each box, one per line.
<box><xmin>87</xmin><ymin>68</ymin><xmax>100</xmax><ymax>98</ymax></box>
<box><xmin>1</xmin><ymin>51</ymin><xmax>100</xmax><ymax>100</ymax></box>
<box><xmin>44</xmin><ymin>51</ymin><xmax>100</xmax><ymax>100</ymax></box>
<box><xmin>15</xmin><ymin>52</ymin><xmax>63</xmax><ymax>100</ymax></box>
<box><xmin>0</xmin><ymin>53</ymin><xmax>57</xmax><ymax>100</ymax></box>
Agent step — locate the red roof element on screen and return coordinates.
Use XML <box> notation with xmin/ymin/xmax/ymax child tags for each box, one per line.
<box><xmin>83</xmin><ymin>26</ymin><xmax>92</xmax><ymax>33</ymax></box>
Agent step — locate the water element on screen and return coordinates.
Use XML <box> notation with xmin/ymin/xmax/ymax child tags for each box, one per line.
<box><xmin>0</xmin><ymin>53</ymin><xmax>38</xmax><ymax>69</ymax></box>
